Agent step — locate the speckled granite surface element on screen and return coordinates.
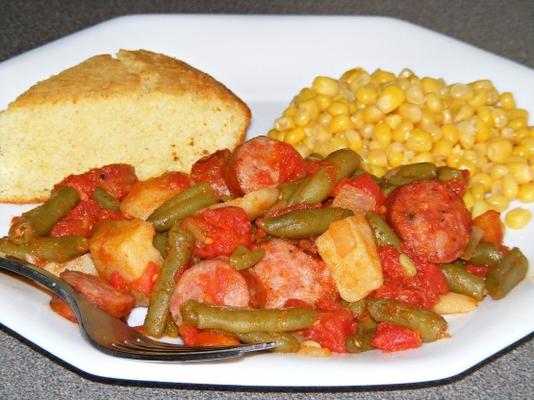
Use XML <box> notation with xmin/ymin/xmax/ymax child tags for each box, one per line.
<box><xmin>0</xmin><ymin>1</ymin><xmax>533</xmax><ymax>399</ymax></box>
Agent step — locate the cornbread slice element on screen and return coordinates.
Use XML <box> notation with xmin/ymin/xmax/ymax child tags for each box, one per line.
<box><xmin>0</xmin><ymin>49</ymin><xmax>250</xmax><ymax>203</ymax></box>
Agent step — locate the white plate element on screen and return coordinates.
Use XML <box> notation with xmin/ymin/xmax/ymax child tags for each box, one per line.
<box><xmin>0</xmin><ymin>15</ymin><xmax>533</xmax><ymax>387</ymax></box>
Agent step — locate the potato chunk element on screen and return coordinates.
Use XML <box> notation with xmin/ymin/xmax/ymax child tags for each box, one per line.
<box><xmin>90</xmin><ymin>219</ymin><xmax>163</xmax><ymax>282</ymax></box>
<box><xmin>43</xmin><ymin>253</ymin><xmax>97</xmax><ymax>277</ymax></box>
<box><xmin>210</xmin><ymin>187</ymin><xmax>279</xmax><ymax>220</ymax></box>
<box><xmin>120</xmin><ymin>172</ymin><xmax>190</xmax><ymax>220</ymax></box>
<box><xmin>316</xmin><ymin>215</ymin><xmax>383</xmax><ymax>302</ymax></box>
<box><xmin>433</xmin><ymin>292</ymin><xmax>478</xmax><ymax>314</ymax></box>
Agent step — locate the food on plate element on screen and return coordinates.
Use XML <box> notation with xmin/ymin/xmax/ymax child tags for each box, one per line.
<box><xmin>0</xmin><ymin>136</ymin><xmax>529</xmax><ymax>356</ymax></box>
<box><xmin>0</xmin><ymin>49</ymin><xmax>250</xmax><ymax>203</ymax></box>
<box><xmin>268</xmin><ymin>67</ymin><xmax>534</xmax><ymax>227</ymax></box>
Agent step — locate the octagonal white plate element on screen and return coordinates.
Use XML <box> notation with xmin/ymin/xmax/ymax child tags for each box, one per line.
<box><xmin>0</xmin><ymin>15</ymin><xmax>533</xmax><ymax>387</ymax></box>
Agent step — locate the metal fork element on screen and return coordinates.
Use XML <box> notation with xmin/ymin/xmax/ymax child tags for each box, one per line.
<box><xmin>0</xmin><ymin>256</ymin><xmax>274</xmax><ymax>361</ymax></box>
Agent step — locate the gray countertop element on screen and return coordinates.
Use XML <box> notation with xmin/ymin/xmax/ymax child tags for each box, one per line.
<box><xmin>0</xmin><ymin>1</ymin><xmax>533</xmax><ymax>399</ymax></box>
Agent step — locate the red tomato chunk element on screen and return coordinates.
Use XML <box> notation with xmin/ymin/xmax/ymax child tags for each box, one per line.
<box><xmin>371</xmin><ymin>322</ymin><xmax>422</xmax><ymax>352</ymax></box>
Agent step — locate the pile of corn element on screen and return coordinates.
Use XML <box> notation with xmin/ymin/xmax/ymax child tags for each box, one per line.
<box><xmin>268</xmin><ymin>68</ymin><xmax>534</xmax><ymax>228</ymax></box>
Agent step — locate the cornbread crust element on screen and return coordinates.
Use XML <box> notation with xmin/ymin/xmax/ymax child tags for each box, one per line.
<box><xmin>0</xmin><ymin>49</ymin><xmax>250</xmax><ymax>203</ymax></box>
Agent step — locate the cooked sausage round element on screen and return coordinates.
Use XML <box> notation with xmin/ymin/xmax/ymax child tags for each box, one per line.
<box><xmin>169</xmin><ymin>259</ymin><xmax>250</xmax><ymax>323</ymax></box>
<box><xmin>49</xmin><ymin>295</ymin><xmax>78</xmax><ymax>323</ymax></box>
<box><xmin>225</xmin><ymin>136</ymin><xmax>308</xmax><ymax>195</ymax></box>
<box><xmin>60</xmin><ymin>270</ymin><xmax>135</xmax><ymax>319</ymax></box>
<box><xmin>248</xmin><ymin>238</ymin><xmax>337</xmax><ymax>308</ymax></box>
<box><xmin>386</xmin><ymin>179</ymin><xmax>471</xmax><ymax>263</ymax></box>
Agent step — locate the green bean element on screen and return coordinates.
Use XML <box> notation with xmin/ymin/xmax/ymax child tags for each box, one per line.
<box><xmin>278</xmin><ymin>178</ymin><xmax>306</xmax><ymax>201</ymax></box>
<box><xmin>350</xmin><ymin>167</ymin><xmax>367</xmax><ymax>178</ymax></box>
<box><xmin>148</xmin><ymin>184</ymin><xmax>220</xmax><ymax>231</ymax></box>
<box><xmin>259</xmin><ymin>207</ymin><xmax>354</xmax><ymax>239</ymax></box>
<box><xmin>343</xmin><ymin>299</ymin><xmax>367</xmax><ymax>318</ymax></box>
<box><xmin>9</xmin><ymin>187</ymin><xmax>80</xmax><ymax>244</ymax></box>
<box><xmin>346</xmin><ymin>331</ymin><xmax>375</xmax><ymax>353</ymax></box>
<box><xmin>236</xmin><ymin>332</ymin><xmax>300</xmax><ymax>353</ymax></box>
<box><xmin>437</xmin><ymin>166</ymin><xmax>464</xmax><ymax>182</ymax></box>
<box><xmin>144</xmin><ymin>225</ymin><xmax>194</xmax><ymax>338</ymax></box>
<box><xmin>164</xmin><ymin>315</ymin><xmax>180</xmax><ymax>338</ymax></box>
<box><xmin>152</xmin><ymin>232</ymin><xmax>169</xmax><ymax>258</ymax></box>
<box><xmin>0</xmin><ymin>238</ymin><xmax>30</xmax><ymax>260</ymax></box>
<box><xmin>305</xmin><ymin>153</ymin><xmax>324</xmax><ymax>162</ymax></box>
<box><xmin>367</xmin><ymin>298</ymin><xmax>447</xmax><ymax>342</ymax></box>
<box><xmin>288</xmin><ymin>167</ymin><xmax>336</xmax><ymax>206</ymax></box>
<box><xmin>28</xmin><ymin>236</ymin><xmax>89</xmax><ymax>263</ymax></box>
<box><xmin>92</xmin><ymin>187</ymin><xmax>120</xmax><ymax>211</ymax></box>
<box><xmin>383</xmin><ymin>162</ymin><xmax>437</xmax><ymax>188</ymax></box>
<box><xmin>229</xmin><ymin>246</ymin><xmax>265</xmax><ymax>270</ymax></box>
<box><xmin>366</xmin><ymin>211</ymin><xmax>401</xmax><ymax>248</ymax></box>
<box><xmin>469</xmin><ymin>242</ymin><xmax>504</xmax><ymax>267</ymax></box>
<box><xmin>181</xmin><ymin>300</ymin><xmax>317</xmax><ymax>333</ymax></box>
<box><xmin>324</xmin><ymin>148</ymin><xmax>362</xmax><ymax>183</ymax></box>
<box><xmin>486</xmin><ymin>247</ymin><xmax>528</xmax><ymax>300</ymax></box>
<box><xmin>440</xmin><ymin>262</ymin><xmax>487</xmax><ymax>301</ymax></box>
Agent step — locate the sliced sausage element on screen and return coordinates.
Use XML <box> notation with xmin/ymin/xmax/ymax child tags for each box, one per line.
<box><xmin>225</xmin><ymin>136</ymin><xmax>308</xmax><ymax>195</ymax></box>
<box><xmin>191</xmin><ymin>149</ymin><xmax>233</xmax><ymax>197</ymax></box>
<box><xmin>60</xmin><ymin>270</ymin><xmax>135</xmax><ymax>319</ymax></box>
<box><xmin>386</xmin><ymin>179</ymin><xmax>471</xmax><ymax>263</ymax></box>
<box><xmin>49</xmin><ymin>295</ymin><xmax>78</xmax><ymax>323</ymax></box>
<box><xmin>169</xmin><ymin>259</ymin><xmax>250</xmax><ymax>323</ymax></box>
<box><xmin>248</xmin><ymin>238</ymin><xmax>337</xmax><ymax>308</ymax></box>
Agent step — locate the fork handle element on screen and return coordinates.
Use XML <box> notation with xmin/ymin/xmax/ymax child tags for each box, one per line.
<box><xmin>0</xmin><ymin>256</ymin><xmax>80</xmax><ymax>303</ymax></box>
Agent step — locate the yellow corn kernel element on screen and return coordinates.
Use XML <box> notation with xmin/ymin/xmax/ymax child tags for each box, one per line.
<box><xmin>351</xmin><ymin>111</ymin><xmax>365</xmax><ymax>130</ymax></box>
<box><xmin>385</xmin><ymin>114</ymin><xmax>402</xmax><ymax>129</ymax></box>
<box><xmin>508</xmin><ymin>108</ymin><xmax>529</xmax><ymax>120</ymax></box>
<box><xmin>463</xmin><ymin>190</ymin><xmax>474</xmax><ymax>209</ymax></box>
<box><xmin>318</xmin><ymin>112</ymin><xmax>332</xmax><ymax>126</ymax></box>
<box><xmin>474</xmin><ymin>118</ymin><xmax>490</xmax><ymax>143</ymax></box>
<box><xmin>387</xmin><ymin>150</ymin><xmax>406</xmax><ymax>167</ymax></box>
<box><xmin>283</xmin><ymin>106</ymin><xmax>297</xmax><ymax>117</ymax></box>
<box><xmin>501</xmin><ymin>175</ymin><xmax>519</xmax><ymax>199</ymax></box>
<box><xmin>315</xmin><ymin>94</ymin><xmax>332</xmax><ymax>111</ymax></box>
<box><xmin>470</xmin><ymin>183</ymin><xmax>486</xmax><ymax>201</ymax></box>
<box><xmin>471</xmin><ymin>199</ymin><xmax>490</xmax><ymax>218</ymax></box>
<box><xmin>458</xmin><ymin>131</ymin><xmax>476</xmax><ymax>150</ymax></box>
<box><xmin>477</xmin><ymin>106</ymin><xmax>494</xmax><ymax>127</ymax></box>
<box><xmin>360</xmin><ymin>124</ymin><xmax>375</xmax><ymax>140</ymax></box>
<box><xmin>485</xmin><ymin>88</ymin><xmax>499</xmax><ymax>105</ymax></box>
<box><xmin>406</xmin><ymin>129</ymin><xmax>433</xmax><ymax>152</ymax></box>
<box><xmin>268</xmin><ymin>129</ymin><xmax>285</xmax><ymax>142</ymax></box>
<box><xmin>470</xmin><ymin>172</ymin><xmax>492</xmax><ymax>191</ymax></box>
<box><xmin>340</xmin><ymin>67</ymin><xmax>369</xmax><ymax>85</ymax></box>
<box><xmin>432</xmin><ymin>140</ymin><xmax>453</xmax><ymax>160</ymax></box>
<box><xmin>285</xmin><ymin>127</ymin><xmax>306</xmax><ymax>145</ymax></box>
<box><xmin>489</xmin><ymin>164</ymin><xmax>508</xmax><ymax>180</ymax></box>
<box><xmin>505</xmin><ymin>207</ymin><xmax>532</xmax><ymax>229</ymax></box>
<box><xmin>355</xmin><ymin>84</ymin><xmax>378</xmax><ymax>105</ymax></box>
<box><xmin>472</xmin><ymin>79</ymin><xmax>493</xmax><ymax>91</ymax></box>
<box><xmin>371</xmin><ymin>69</ymin><xmax>396</xmax><ymax>84</ymax></box>
<box><xmin>420</xmin><ymin>110</ymin><xmax>436</xmax><ymax>127</ymax></box>
<box><xmin>293</xmin><ymin>110</ymin><xmax>311</xmax><ymax>127</ymax></box>
<box><xmin>297</xmin><ymin>87</ymin><xmax>317</xmax><ymax>103</ymax></box>
<box><xmin>515</xmin><ymin>127</ymin><xmax>530</xmax><ymax>143</ymax></box>
<box><xmin>508</xmin><ymin>117</ymin><xmax>527</xmax><ymax>131</ymax></box>
<box><xmin>450</xmin><ymin>83</ymin><xmax>473</xmax><ymax>100</ymax></box>
<box><xmin>274</xmin><ymin>116</ymin><xmax>294</xmax><ymax>131</ymax></box>
<box><xmin>499</xmin><ymin>92</ymin><xmax>516</xmax><ymax>109</ymax></box>
<box><xmin>421</xmin><ymin>77</ymin><xmax>441</xmax><ymax>93</ymax></box>
<box><xmin>321</xmin><ymin>134</ymin><xmax>349</xmax><ymax>155</ymax></box>
<box><xmin>468</xmin><ymin>90</ymin><xmax>487</xmax><ymax>108</ymax></box>
<box><xmin>392</xmin><ymin>120</ymin><xmax>413</xmax><ymax>142</ymax></box>
<box><xmin>507</xmin><ymin>163</ymin><xmax>533</xmax><ymax>184</ymax></box>
<box><xmin>313</xmin><ymin>76</ymin><xmax>339</xmax><ymax>97</ymax></box>
<box><xmin>492</xmin><ymin>108</ymin><xmax>509</xmax><ymax>128</ymax></box>
<box><xmin>411</xmin><ymin>153</ymin><xmax>434</xmax><ymax>163</ymax></box>
<box><xmin>521</xmin><ymin>137</ymin><xmax>534</xmax><ymax>155</ymax></box>
<box><xmin>377</xmin><ymin>85</ymin><xmax>406</xmax><ymax>114</ymax></box>
<box><xmin>328</xmin><ymin>101</ymin><xmax>350</xmax><ymax>116</ymax></box>
<box><xmin>367</xmin><ymin>149</ymin><xmax>388</xmax><ymax>167</ymax></box>
<box><xmin>500</xmin><ymin>127</ymin><xmax>515</xmax><ymax>140</ymax></box>
<box><xmin>517</xmin><ymin>182</ymin><xmax>534</xmax><ymax>202</ymax></box>
<box><xmin>398</xmin><ymin>103</ymin><xmax>422</xmax><ymax>123</ymax></box>
<box><xmin>486</xmin><ymin>195</ymin><xmax>510</xmax><ymax>212</ymax></box>
<box><xmin>299</xmin><ymin>98</ymin><xmax>320</xmax><ymax>119</ymax></box>
<box><xmin>447</xmin><ymin>152</ymin><xmax>462</xmax><ymax>168</ymax></box>
<box><xmin>442</xmin><ymin>124</ymin><xmax>460</xmax><ymax>144</ymax></box>
<box><xmin>374</xmin><ymin>122</ymin><xmax>392</xmax><ymax>147</ymax></box>
<box><xmin>487</xmin><ymin>140</ymin><xmax>513</xmax><ymax>163</ymax></box>
<box><xmin>424</xmin><ymin>92</ymin><xmax>442</xmax><ymax>113</ymax></box>
<box><xmin>363</xmin><ymin>105</ymin><xmax>384</xmax><ymax>124</ymax></box>
<box><xmin>454</xmin><ymin>105</ymin><xmax>475</xmax><ymax>123</ymax></box>
<box><xmin>405</xmin><ymin>84</ymin><xmax>425</xmax><ymax>104</ymax></box>
<box><xmin>328</xmin><ymin>114</ymin><xmax>354</xmax><ymax>133</ymax></box>
<box><xmin>513</xmin><ymin>145</ymin><xmax>529</xmax><ymax>158</ymax></box>
<box><xmin>344</xmin><ymin>130</ymin><xmax>363</xmax><ymax>153</ymax></box>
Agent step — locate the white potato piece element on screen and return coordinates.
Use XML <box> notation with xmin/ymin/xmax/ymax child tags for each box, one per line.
<box><xmin>42</xmin><ymin>253</ymin><xmax>97</xmax><ymax>277</ymax></box>
<box><xmin>332</xmin><ymin>184</ymin><xmax>375</xmax><ymax>215</ymax></box>
<box><xmin>316</xmin><ymin>215</ymin><xmax>383</xmax><ymax>302</ymax></box>
<box><xmin>89</xmin><ymin>218</ymin><xmax>163</xmax><ymax>282</ymax></box>
<box><xmin>209</xmin><ymin>187</ymin><xmax>279</xmax><ymax>220</ymax></box>
<box><xmin>120</xmin><ymin>172</ymin><xmax>190</xmax><ymax>220</ymax></box>
<box><xmin>433</xmin><ymin>292</ymin><xmax>479</xmax><ymax>314</ymax></box>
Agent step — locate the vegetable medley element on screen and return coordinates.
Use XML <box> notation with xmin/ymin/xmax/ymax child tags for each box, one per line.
<box><xmin>0</xmin><ymin>136</ymin><xmax>529</xmax><ymax>355</ymax></box>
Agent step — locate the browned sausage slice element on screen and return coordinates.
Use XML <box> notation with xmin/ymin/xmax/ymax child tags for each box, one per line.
<box><xmin>386</xmin><ymin>179</ymin><xmax>471</xmax><ymax>263</ymax></box>
<box><xmin>225</xmin><ymin>136</ymin><xmax>308</xmax><ymax>195</ymax></box>
<box><xmin>59</xmin><ymin>270</ymin><xmax>135</xmax><ymax>319</ymax></box>
<box><xmin>248</xmin><ymin>238</ymin><xmax>337</xmax><ymax>308</ymax></box>
<box><xmin>169</xmin><ymin>259</ymin><xmax>250</xmax><ymax>323</ymax></box>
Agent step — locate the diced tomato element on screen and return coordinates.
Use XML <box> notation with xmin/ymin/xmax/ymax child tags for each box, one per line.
<box><xmin>109</xmin><ymin>271</ymin><xmax>130</xmax><ymax>292</ymax></box>
<box><xmin>303</xmin><ymin>306</ymin><xmax>356</xmax><ymax>353</ymax></box>
<box><xmin>129</xmin><ymin>261</ymin><xmax>160</xmax><ymax>297</ymax></box>
<box><xmin>191</xmin><ymin>149</ymin><xmax>233</xmax><ymax>197</ymax></box>
<box><xmin>444</xmin><ymin>169</ymin><xmax>470</xmax><ymax>197</ymax></box>
<box><xmin>179</xmin><ymin>325</ymin><xmax>240</xmax><ymax>346</ymax></box>
<box><xmin>332</xmin><ymin>174</ymin><xmax>385</xmax><ymax>213</ymax></box>
<box><xmin>283</xmin><ymin>298</ymin><xmax>315</xmax><ymax>309</ymax></box>
<box><xmin>371</xmin><ymin>322</ymin><xmax>421</xmax><ymax>352</ymax></box>
<box><xmin>183</xmin><ymin>206</ymin><xmax>253</xmax><ymax>259</ymax></box>
<box><xmin>465</xmin><ymin>263</ymin><xmax>491</xmax><ymax>278</ymax></box>
<box><xmin>472</xmin><ymin>210</ymin><xmax>504</xmax><ymax>246</ymax></box>
<box><xmin>276</xmin><ymin>141</ymin><xmax>310</xmax><ymax>184</ymax></box>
